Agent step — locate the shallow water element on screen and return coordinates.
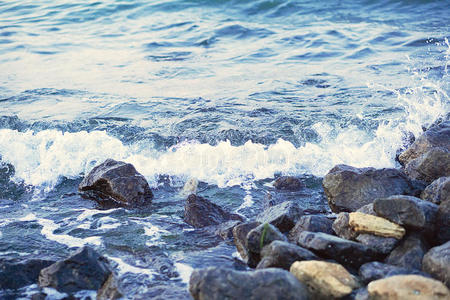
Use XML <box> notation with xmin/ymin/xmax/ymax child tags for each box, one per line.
<box><xmin>0</xmin><ymin>0</ymin><xmax>449</xmax><ymax>298</ymax></box>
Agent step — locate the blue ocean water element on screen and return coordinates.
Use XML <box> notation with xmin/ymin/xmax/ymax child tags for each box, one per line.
<box><xmin>0</xmin><ymin>0</ymin><xmax>449</xmax><ymax>298</ymax></box>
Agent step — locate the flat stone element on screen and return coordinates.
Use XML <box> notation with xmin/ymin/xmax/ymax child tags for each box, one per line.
<box><xmin>348</xmin><ymin>212</ymin><xmax>405</xmax><ymax>239</ymax></box>
<box><xmin>288</xmin><ymin>215</ymin><xmax>334</xmax><ymax>242</ymax></box>
<box><xmin>290</xmin><ymin>260</ymin><xmax>360</xmax><ymax>299</ymax></box>
<box><xmin>256</xmin><ymin>240</ymin><xmax>317</xmax><ymax>270</ymax></box>
<box><xmin>256</xmin><ymin>201</ymin><xmax>303</xmax><ymax>232</ymax></box>
<box><xmin>297</xmin><ymin>231</ymin><xmax>380</xmax><ymax>268</ymax></box>
<box><xmin>322</xmin><ymin>165</ymin><xmax>422</xmax><ymax>213</ymax></box>
<box><xmin>421</xmin><ymin>177</ymin><xmax>450</xmax><ymax>204</ymax></box>
<box><xmin>422</xmin><ymin>241</ymin><xmax>450</xmax><ymax>288</ymax></box>
<box><xmin>385</xmin><ymin>234</ymin><xmax>429</xmax><ymax>270</ymax></box>
<box><xmin>373</xmin><ymin>195</ymin><xmax>438</xmax><ymax>233</ymax></box>
<box><xmin>367</xmin><ymin>275</ymin><xmax>450</xmax><ymax>300</ymax></box>
<box><xmin>359</xmin><ymin>262</ymin><xmax>431</xmax><ymax>284</ymax></box>
<box><xmin>189</xmin><ymin>267</ymin><xmax>310</xmax><ymax>300</ymax></box>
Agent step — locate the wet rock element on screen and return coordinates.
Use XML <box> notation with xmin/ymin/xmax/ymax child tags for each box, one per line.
<box><xmin>322</xmin><ymin>165</ymin><xmax>421</xmax><ymax>213</ymax></box>
<box><xmin>0</xmin><ymin>258</ymin><xmax>55</xmax><ymax>290</ymax></box>
<box><xmin>374</xmin><ymin>195</ymin><xmax>438</xmax><ymax>233</ymax></box>
<box><xmin>288</xmin><ymin>215</ymin><xmax>334</xmax><ymax>242</ymax></box>
<box><xmin>79</xmin><ymin>159</ymin><xmax>153</xmax><ymax>207</ymax></box>
<box><xmin>256</xmin><ymin>240</ymin><xmax>317</xmax><ymax>270</ymax></box>
<box><xmin>232</xmin><ymin>221</ymin><xmax>261</xmax><ymax>265</ymax></box>
<box><xmin>290</xmin><ymin>260</ymin><xmax>360</xmax><ymax>299</ymax></box>
<box><xmin>215</xmin><ymin>220</ymin><xmax>241</xmax><ymax>242</ymax></box>
<box><xmin>421</xmin><ymin>177</ymin><xmax>450</xmax><ymax>204</ymax></box>
<box><xmin>398</xmin><ymin>119</ymin><xmax>450</xmax><ymax>166</ymax></box>
<box><xmin>356</xmin><ymin>203</ymin><xmax>376</xmax><ymax>215</ymax></box>
<box><xmin>273</xmin><ymin>176</ymin><xmax>303</xmax><ymax>191</ymax></box>
<box><xmin>184</xmin><ymin>194</ymin><xmax>243</xmax><ymax>228</ymax></box>
<box><xmin>246</xmin><ymin>223</ymin><xmax>287</xmax><ymax>267</ymax></box>
<box><xmin>405</xmin><ymin>148</ymin><xmax>450</xmax><ymax>183</ymax></box>
<box><xmin>355</xmin><ymin>234</ymin><xmax>399</xmax><ymax>255</ymax></box>
<box><xmin>332</xmin><ymin>212</ymin><xmax>358</xmax><ymax>240</ymax></box>
<box><xmin>38</xmin><ymin>246</ymin><xmax>111</xmax><ymax>294</ymax></box>
<box><xmin>359</xmin><ymin>262</ymin><xmax>430</xmax><ymax>284</ymax></box>
<box><xmin>348</xmin><ymin>212</ymin><xmax>405</xmax><ymax>239</ymax></box>
<box><xmin>297</xmin><ymin>231</ymin><xmax>380</xmax><ymax>268</ymax></box>
<box><xmin>256</xmin><ymin>201</ymin><xmax>303</xmax><ymax>232</ymax></box>
<box><xmin>189</xmin><ymin>267</ymin><xmax>310</xmax><ymax>300</ymax></box>
<box><xmin>135</xmin><ymin>284</ymin><xmax>191</xmax><ymax>300</ymax></box>
<box><xmin>436</xmin><ymin>200</ymin><xmax>450</xmax><ymax>244</ymax></box>
<box><xmin>97</xmin><ymin>274</ymin><xmax>122</xmax><ymax>300</ymax></box>
<box><xmin>385</xmin><ymin>233</ymin><xmax>428</xmax><ymax>270</ymax></box>
<box><xmin>367</xmin><ymin>275</ymin><xmax>450</xmax><ymax>300</ymax></box>
<box><xmin>422</xmin><ymin>241</ymin><xmax>450</xmax><ymax>288</ymax></box>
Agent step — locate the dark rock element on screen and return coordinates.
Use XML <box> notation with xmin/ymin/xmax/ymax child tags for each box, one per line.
<box><xmin>356</xmin><ymin>203</ymin><xmax>376</xmax><ymax>215</ymax></box>
<box><xmin>135</xmin><ymin>284</ymin><xmax>191</xmax><ymax>300</ymax></box>
<box><xmin>422</xmin><ymin>241</ymin><xmax>450</xmax><ymax>288</ymax></box>
<box><xmin>0</xmin><ymin>258</ymin><xmax>55</xmax><ymax>290</ymax></box>
<box><xmin>344</xmin><ymin>287</ymin><xmax>369</xmax><ymax>300</ymax></box>
<box><xmin>246</xmin><ymin>223</ymin><xmax>287</xmax><ymax>268</ymax></box>
<box><xmin>273</xmin><ymin>176</ymin><xmax>303</xmax><ymax>191</ymax></box>
<box><xmin>421</xmin><ymin>177</ymin><xmax>450</xmax><ymax>204</ymax></box>
<box><xmin>38</xmin><ymin>246</ymin><xmax>111</xmax><ymax>294</ymax></box>
<box><xmin>436</xmin><ymin>200</ymin><xmax>450</xmax><ymax>244</ymax></box>
<box><xmin>359</xmin><ymin>262</ymin><xmax>430</xmax><ymax>284</ymax></box>
<box><xmin>256</xmin><ymin>240</ymin><xmax>318</xmax><ymax>270</ymax></box>
<box><xmin>373</xmin><ymin>195</ymin><xmax>438</xmax><ymax>233</ymax></box>
<box><xmin>398</xmin><ymin>120</ymin><xmax>450</xmax><ymax>166</ymax></box>
<box><xmin>30</xmin><ymin>292</ymin><xmax>48</xmax><ymax>300</ymax></box>
<box><xmin>332</xmin><ymin>212</ymin><xmax>358</xmax><ymax>240</ymax></box>
<box><xmin>405</xmin><ymin>148</ymin><xmax>450</xmax><ymax>183</ymax></box>
<box><xmin>79</xmin><ymin>159</ymin><xmax>153</xmax><ymax>207</ymax></box>
<box><xmin>232</xmin><ymin>221</ymin><xmax>261</xmax><ymax>266</ymax></box>
<box><xmin>385</xmin><ymin>234</ymin><xmax>429</xmax><ymax>270</ymax></box>
<box><xmin>288</xmin><ymin>215</ymin><xmax>334</xmax><ymax>242</ymax></box>
<box><xmin>297</xmin><ymin>231</ymin><xmax>380</xmax><ymax>268</ymax></box>
<box><xmin>322</xmin><ymin>165</ymin><xmax>422</xmax><ymax>213</ymax></box>
<box><xmin>256</xmin><ymin>201</ymin><xmax>303</xmax><ymax>232</ymax></box>
<box><xmin>355</xmin><ymin>234</ymin><xmax>399</xmax><ymax>255</ymax></box>
<box><xmin>184</xmin><ymin>194</ymin><xmax>242</xmax><ymax>228</ymax></box>
<box><xmin>97</xmin><ymin>274</ymin><xmax>122</xmax><ymax>300</ymax></box>
<box><xmin>189</xmin><ymin>267</ymin><xmax>310</xmax><ymax>300</ymax></box>
<box><xmin>215</xmin><ymin>220</ymin><xmax>241</xmax><ymax>242</ymax></box>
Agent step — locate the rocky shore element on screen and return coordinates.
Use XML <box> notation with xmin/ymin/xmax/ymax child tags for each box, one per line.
<box><xmin>1</xmin><ymin>118</ymin><xmax>449</xmax><ymax>299</ymax></box>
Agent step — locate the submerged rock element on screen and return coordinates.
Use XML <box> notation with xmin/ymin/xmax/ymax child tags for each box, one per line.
<box><xmin>0</xmin><ymin>258</ymin><xmax>55</xmax><ymax>290</ymax></box>
<box><xmin>405</xmin><ymin>148</ymin><xmax>450</xmax><ymax>183</ymax></box>
<box><xmin>79</xmin><ymin>159</ymin><xmax>153</xmax><ymax>207</ymax></box>
<box><xmin>367</xmin><ymin>275</ymin><xmax>450</xmax><ymax>300</ymax></box>
<box><xmin>288</xmin><ymin>214</ymin><xmax>334</xmax><ymax>242</ymax></box>
<box><xmin>189</xmin><ymin>267</ymin><xmax>310</xmax><ymax>300</ymax></box>
<box><xmin>38</xmin><ymin>246</ymin><xmax>111</xmax><ymax>294</ymax></box>
<box><xmin>256</xmin><ymin>240</ymin><xmax>317</xmax><ymax>270</ymax></box>
<box><xmin>384</xmin><ymin>233</ymin><xmax>429</xmax><ymax>270</ymax></box>
<box><xmin>256</xmin><ymin>201</ymin><xmax>303</xmax><ymax>232</ymax></box>
<box><xmin>290</xmin><ymin>260</ymin><xmax>360</xmax><ymax>299</ymax></box>
<box><xmin>273</xmin><ymin>176</ymin><xmax>303</xmax><ymax>191</ymax></box>
<box><xmin>297</xmin><ymin>231</ymin><xmax>380</xmax><ymax>268</ymax></box>
<box><xmin>422</xmin><ymin>241</ymin><xmax>450</xmax><ymax>288</ymax></box>
<box><xmin>322</xmin><ymin>165</ymin><xmax>421</xmax><ymax>213</ymax></box>
<box><xmin>359</xmin><ymin>262</ymin><xmax>430</xmax><ymax>284</ymax></box>
<box><xmin>421</xmin><ymin>177</ymin><xmax>450</xmax><ymax>204</ymax></box>
<box><xmin>184</xmin><ymin>194</ymin><xmax>242</xmax><ymax>228</ymax></box>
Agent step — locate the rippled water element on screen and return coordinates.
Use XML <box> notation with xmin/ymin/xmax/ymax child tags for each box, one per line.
<box><xmin>0</xmin><ymin>0</ymin><xmax>449</xmax><ymax>298</ymax></box>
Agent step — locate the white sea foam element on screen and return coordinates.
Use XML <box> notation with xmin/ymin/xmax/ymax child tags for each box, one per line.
<box><xmin>174</xmin><ymin>262</ymin><xmax>194</xmax><ymax>284</ymax></box>
<box><xmin>108</xmin><ymin>256</ymin><xmax>156</xmax><ymax>277</ymax></box>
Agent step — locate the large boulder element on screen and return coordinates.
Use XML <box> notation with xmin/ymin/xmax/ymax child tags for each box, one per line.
<box><xmin>232</xmin><ymin>221</ymin><xmax>261</xmax><ymax>266</ymax></box>
<box><xmin>385</xmin><ymin>234</ymin><xmax>428</xmax><ymax>270</ymax></box>
<box><xmin>189</xmin><ymin>267</ymin><xmax>310</xmax><ymax>300</ymax></box>
<box><xmin>322</xmin><ymin>165</ymin><xmax>422</xmax><ymax>213</ymax></box>
<box><xmin>273</xmin><ymin>176</ymin><xmax>303</xmax><ymax>191</ymax></box>
<box><xmin>296</xmin><ymin>231</ymin><xmax>380</xmax><ymax>268</ymax></box>
<box><xmin>256</xmin><ymin>241</ymin><xmax>317</xmax><ymax>270</ymax></box>
<box><xmin>184</xmin><ymin>194</ymin><xmax>242</xmax><ymax>228</ymax></box>
<box><xmin>38</xmin><ymin>246</ymin><xmax>111</xmax><ymax>294</ymax></box>
<box><xmin>79</xmin><ymin>159</ymin><xmax>153</xmax><ymax>207</ymax></box>
<box><xmin>256</xmin><ymin>201</ymin><xmax>303</xmax><ymax>232</ymax></box>
<box><xmin>373</xmin><ymin>195</ymin><xmax>438</xmax><ymax>233</ymax></box>
<box><xmin>404</xmin><ymin>148</ymin><xmax>450</xmax><ymax>183</ymax></box>
<box><xmin>421</xmin><ymin>177</ymin><xmax>450</xmax><ymax>204</ymax></box>
<box><xmin>246</xmin><ymin>223</ymin><xmax>287</xmax><ymax>267</ymax></box>
<box><xmin>422</xmin><ymin>241</ymin><xmax>450</xmax><ymax>288</ymax></box>
<box><xmin>367</xmin><ymin>275</ymin><xmax>449</xmax><ymax>300</ymax></box>
<box><xmin>348</xmin><ymin>212</ymin><xmax>405</xmax><ymax>239</ymax></box>
<box><xmin>359</xmin><ymin>262</ymin><xmax>430</xmax><ymax>284</ymax></box>
<box><xmin>290</xmin><ymin>260</ymin><xmax>360</xmax><ymax>299</ymax></box>
<box><xmin>398</xmin><ymin>120</ymin><xmax>450</xmax><ymax>166</ymax></box>
<box><xmin>288</xmin><ymin>215</ymin><xmax>334</xmax><ymax>242</ymax></box>
<box><xmin>0</xmin><ymin>258</ymin><xmax>55</xmax><ymax>290</ymax></box>
<box><xmin>436</xmin><ymin>200</ymin><xmax>450</xmax><ymax>245</ymax></box>
<box><xmin>355</xmin><ymin>234</ymin><xmax>399</xmax><ymax>255</ymax></box>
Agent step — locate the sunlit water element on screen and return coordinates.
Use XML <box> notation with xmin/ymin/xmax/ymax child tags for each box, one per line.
<box><xmin>0</xmin><ymin>0</ymin><xmax>449</xmax><ymax>298</ymax></box>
